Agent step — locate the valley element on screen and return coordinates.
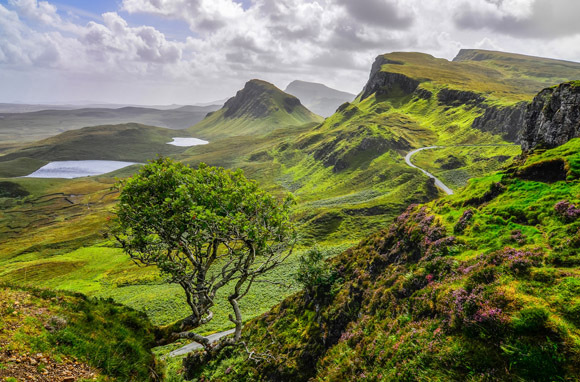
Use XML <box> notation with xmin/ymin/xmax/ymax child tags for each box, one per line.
<box><xmin>1</xmin><ymin>48</ymin><xmax>580</xmax><ymax>381</ymax></box>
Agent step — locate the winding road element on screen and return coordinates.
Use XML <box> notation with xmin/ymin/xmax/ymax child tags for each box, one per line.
<box><xmin>168</xmin><ymin>329</ymin><xmax>236</xmax><ymax>357</ymax></box>
<box><xmin>404</xmin><ymin>144</ymin><xmax>519</xmax><ymax>196</ymax></box>
<box><xmin>404</xmin><ymin>146</ymin><xmax>454</xmax><ymax>195</ymax></box>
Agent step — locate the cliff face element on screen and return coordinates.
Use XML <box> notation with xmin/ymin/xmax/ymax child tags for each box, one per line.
<box><xmin>522</xmin><ymin>81</ymin><xmax>580</xmax><ymax>151</ymax></box>
<box><xmin>472</xmin><ymin>102</ymin><xmax>528</xmax><ymax>142</ymax></box>
<box><xmin>359</xmin><ymin>56</ymin><xmax>419</xmax><ymax>100</ymax></box>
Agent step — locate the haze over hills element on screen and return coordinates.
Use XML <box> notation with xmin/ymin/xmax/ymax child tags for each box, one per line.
<box><xmin>284</xmin><ymin>80</ymin><xmax>355</xmax><ymax>117</ymax></box>
<box><xmin>189</xmin><ymin>79</ymin><xmax>323</xmax><ymax>138</ymax></box>
<box><xmin>0</xmin><ymin>104</ymin><xmax>220</xmax><ymax>144</ymax></box>
<box><xmin>0</xmin><ymin>103</ymin><xmax>192</xmax><ymax>113</ymax></box>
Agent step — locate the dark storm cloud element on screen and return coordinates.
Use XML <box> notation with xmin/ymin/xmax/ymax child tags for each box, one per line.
<box><xmin>454</xmin><ymin>0</ymin><xmax>580</xmax><ymax>39</ymax></box>
<box><xmin>335</xmin><ymin>0</ymin><xmax>413</xmax><ymax>30</ymax></box>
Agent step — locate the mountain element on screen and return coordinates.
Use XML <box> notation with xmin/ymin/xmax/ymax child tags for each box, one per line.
<box><xmin>184</xmin><ymin>82</ymin><xmax>580</xmax><ymax>381</ymax></box>
<box><xmin>0</xmin><ymin>104</ymin><xmax>220</xmax><ymax>143</ymax></box>
<box><xmin>284</xmin><ymin>80</ymin><xmax>355</xmax><ymax>117</ymax></box>
<box><xmin>188</xmin><ymin>79</ymin><xmax>323</xmax><ymax>138</ymax></box>
<box><xmin>230</xmin><ymin>50</ymin><xmax>580</xmax><ymax>242</ymax></box>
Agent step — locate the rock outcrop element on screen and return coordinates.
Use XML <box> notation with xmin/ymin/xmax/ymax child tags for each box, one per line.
<box><xmin>472</xmin><ymin>102</ymin><xmax>528</xmax><ymax>142</ymax></box>
<box><xmin>360</xmin><ymin>56</ymin><xmax>419</xmax><ymax>100</ymax></box>
<box><xmin>437</xmin><ymin>88</ymin><xmax>485</xmax><ymax>107</ymax></box>
<box><xmin>521</xmin><ymin>81</ymin><xmax>580</xmax><ymax>151</ymax></box>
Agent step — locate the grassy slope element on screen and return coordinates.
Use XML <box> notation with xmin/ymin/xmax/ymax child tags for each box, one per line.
<box><xmin>188</xmin><ymin>80</ymin><xmax>323</xmax><ymax>139</ymax></box>
<box><xmin>0</xmin><ymin>123</ymin><xmax>190</xmax><ymax>177</ymax></box>
<box><xmin>0</xmin><ymin>286</ymin><xmax>159</xmax><ymax>381</ymax></box>
<box><xmin>253</xmin><ymin>49</ymin><xmax>580</xmax><ymax>242</ymax></box>
<box><xmin>194</xmin><ymin>138</ymin><xmax>580</xmax><ymax>382</ymax></box>
<box><xmin>411</xmin><ymin>145</ymin><xmax>522</xmax><ymax>189</ymax></box>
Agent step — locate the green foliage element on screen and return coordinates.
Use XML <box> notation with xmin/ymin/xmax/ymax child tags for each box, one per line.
<box><xmin>0</xmin><ymin>286</ymin><xmax>159</xmax><ymax>381</ymax></box>
<box><xmin>113</xmin><ymin>157</ymin><xmax>296</xmax><ymax>339</ymax></box>
<box><xmin>501</xmin><ymin>338</ymin><xmax>565</xmax><ymax>381</ymax></box>
<box><xmin>294</xmin><ymin>247</ymin><xmax>340</xmax><ymax>300</ymax></box>
<box><xmin>513</xmin><ymin>307</ymin><xmax>549</xmax><ymax>334</ymax></box>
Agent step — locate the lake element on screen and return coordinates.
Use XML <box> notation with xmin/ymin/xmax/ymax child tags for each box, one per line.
<box><xmin>167</xmin><ymin>137</ymin><xmax>209</xmax><ymax>147</ymax></box>
<box><xmin>25</xmin><ymin>160</ymin><xmax>139</xmax><ymax>179</ymax></box>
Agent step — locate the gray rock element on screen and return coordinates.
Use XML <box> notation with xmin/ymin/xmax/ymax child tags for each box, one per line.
<box><xmin>521</xmin><ymin>82</ymin><xmax>580</xmax><ymax>151</ymax></box>
<box><xmin>472</xmin><ymin>102</ymin><xmax>528</xmax><ymax>142</ymax></box>
<box><xmin>437</xmin><ymin>88</ymin><xmax>485</xmax><ymax>106</ymax></box>
<box><xmin>360</xmin><ymin>56</ymin><xmax>419</xmax><ymax>100</ymax></box>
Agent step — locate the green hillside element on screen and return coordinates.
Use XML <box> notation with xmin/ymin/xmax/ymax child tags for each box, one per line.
<box><xmin>0</xmin><ymin>286</ymin><xmax>160</xmax><ymax>381</ymax></box>
<box><xmin>189</xmin><ymin>79</ymin><xmax>323</xmax><ymax>138</ymax></box>
<box><xmin>189</xmin><ymin>136</ymin><xmax>580</xmax><ymax>381</ymax></box>
<box><xmin>0</xmin><ymin>123</ymin><xmax>190</xmax><ymax>177</ymax></box>
<box><xmin>2</xmin><ymin>51</ymin><xmax>580</xmax><ymax>382</ymax></box>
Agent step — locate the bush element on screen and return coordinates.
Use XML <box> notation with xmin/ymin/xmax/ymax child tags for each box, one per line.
<box><xmin>454</xmin><ymin>209</ymin><xmax>474</xmax><ymax>234</ymax></box>
<box><xmin>295</xmin><ymin>247</ymin><xmax>340</xmax><ymax>300</ymax></box>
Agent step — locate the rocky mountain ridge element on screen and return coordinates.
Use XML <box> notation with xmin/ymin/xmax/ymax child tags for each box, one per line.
<box><xmin>522</xmin><ymin>81</ymin><xmax>580</xmax><ymax>151</ymax></box>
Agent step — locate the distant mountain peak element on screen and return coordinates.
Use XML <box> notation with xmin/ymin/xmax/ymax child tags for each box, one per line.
<box><xmin>284</xmin><ymin>80</ymin><xmax>355</xmax><ymax>117</ymax></box>
<box><xmin>189</xmin><ymin>79</ymin><xmax>322</xmax><ymax>138</ymax></box>
<box><xmin>222</xmin><ymin>79</ymin><xmax>304</xmax><ymax>119</ymax></box>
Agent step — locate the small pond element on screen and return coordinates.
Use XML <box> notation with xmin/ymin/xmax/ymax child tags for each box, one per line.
<box><xmin>167</xmin><ymin>137</ymin><xmax>209</xmax><ymax>147</ymax></box>
<box><xmin>25</xmin><ymin>160</ymin><xmax>139</xmax><ymax>179</ymax></box>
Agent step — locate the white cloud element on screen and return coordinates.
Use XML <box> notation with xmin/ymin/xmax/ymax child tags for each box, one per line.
<box><xmin>1</xmin><ymin>0</ymin><xmax>580</xmax><ymax>104</ymax></box>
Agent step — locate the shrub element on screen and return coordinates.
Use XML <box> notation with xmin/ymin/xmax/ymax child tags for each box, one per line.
<box><xmin>454</xmin><ymin>209</ymin><xmax>474</xmax><ymax>233</ymax></box>
<box><xmin>295</xmin><ymin>247</ymin><xmax>340</xmax><ymax>301</ymax></box>
<box><xmin>509</xmin><ymin>229</ymin><xmax>526</xmax><ymax>245</ymax></box>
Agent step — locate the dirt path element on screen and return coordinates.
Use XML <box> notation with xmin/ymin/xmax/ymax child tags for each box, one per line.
<box><xmin>168</xmin><ymin>329</ymin><xmax>235</xmax><ymax>357</ymax></box>
<box><xmin>405</xmin><ymin>146</ymin><xmax>454</xmax><ymax>195</ymax></box>
<box><xmin>404</xmin><ymin>144</ymin><xmax>519</xmax><ymax>196</ymax></box>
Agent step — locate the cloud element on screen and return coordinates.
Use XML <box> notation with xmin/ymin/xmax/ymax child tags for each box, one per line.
<box><xmin>335</xmin><ymin>0</ymin><xmax>413</xmax><ymax>29</ymax></box>
<box><xmin>2</xmin><ymin>0</ymin><xmax>580</xmax><ymax>104</ymax></box>
<box><xmin>453</xmin><ymin>0</ymin><xmax>580</xmax><ymax>39</ymax></box>
<box><xmin>122</xmin><ymin>0</ymin><xmax>244</xmax><ymax>33</ymax></box>
<box><xmin>83</xmin><ymin>12</ymin><xmax>182</xmax><ymax>66</ymax></box>
<box><xmin>8</xmin><ymin>0</ymin><xmax>83</xmax><ymax>33</ymax></box>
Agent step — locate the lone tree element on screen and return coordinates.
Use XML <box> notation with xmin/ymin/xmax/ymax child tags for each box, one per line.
<box><xmin>111</xmin><ymin>158</ymin><xmax>295</xmax><ymax>354</ymax></box>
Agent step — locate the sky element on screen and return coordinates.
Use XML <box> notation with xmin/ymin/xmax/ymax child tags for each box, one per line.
<box><xmin>1</xmin><ymin>0</ymin><xmax>580</xmax><ymax>105</ymax></box>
